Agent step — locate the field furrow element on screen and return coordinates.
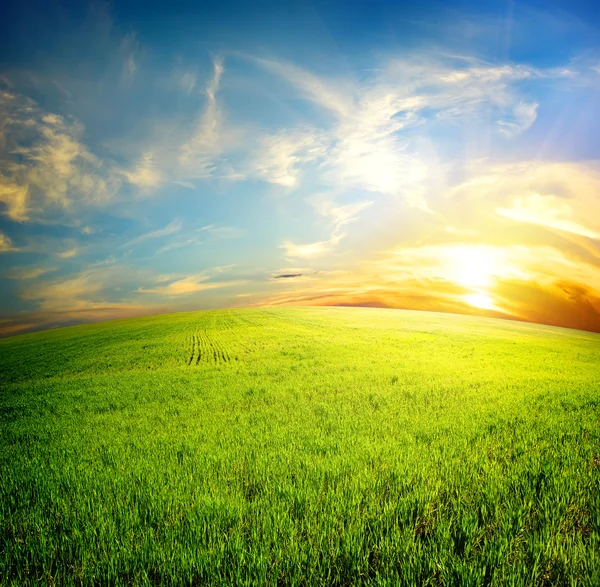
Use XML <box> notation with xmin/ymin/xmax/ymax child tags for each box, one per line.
<box><xmin>187</xmin><ymin>333</ymin><xmax>197</xmax><ymax>366</ymax></box>
<box><xmin>188</xmin><ymin>328</ymin><xmax>233</xmax><ymax>366</ymax></box>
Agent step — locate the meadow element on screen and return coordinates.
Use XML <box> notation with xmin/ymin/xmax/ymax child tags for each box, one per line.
<box><xmin>1</xmin><ymin>307</ymin><xmax>599</xmax><ymax>586</ymax></box>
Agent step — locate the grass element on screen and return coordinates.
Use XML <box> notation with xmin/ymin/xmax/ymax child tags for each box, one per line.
<box><xmin>1</xmin><ymin>306</ymin><xmax>599</xmax><ymax>586</ymax></box>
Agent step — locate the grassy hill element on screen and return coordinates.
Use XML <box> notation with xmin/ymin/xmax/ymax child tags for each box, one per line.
<box><xmin>1</xmin><ymin>307</ymin><xmax>599</xmax><ymax>585</ymax></box>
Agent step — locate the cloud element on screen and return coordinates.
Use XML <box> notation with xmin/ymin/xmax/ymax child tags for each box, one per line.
<box><xmin>0</xmin><ymin>180</ymin><xmax>29</xmax><ymax>222</ymax></box>
<box><xmin>281</xmin><ymin>197</ymin><xmax>373</xmax><ymax>259</ymax></box>
<box><xmin>0</xmin><ymin>303</ymin><xmax>164</xmax><ymax>338</ymax></box>
<box><xmin>309</xmin><ymin>199</ymin><xmax>374</xmax><ymax>228</ymax></box>
<box><xmin>156</xmin><ymin>235</ymin><xmax>202</xmax><ymax>254</ymax></box>
<box><xmin>260</xmin><ymin>276</ymin><xmax>600</xmax><ymax>334</ymax></box>
<box><xmin>497</xmin><ymin>193</ymin><xmax>600</xmax><ymax>240</ymax></box>
<box><xmin>199</xmin><ymin>225</ymin><xmax>244</xmax><ymax>238</ymax></box>
<box><xmin>137</xmin><ymin>274</ymin><xmax>243</xmax><ymax>296</ymax></box>
<box><xmin>445</xmin><ymin>161</ymin><xmax>600</xmax><ymax>243</ymax></box>
<box><xmin>178</xmin><ymin>57</ymin><xmax>225</xmax><ymax>179</ymax></box>
<box><xmin>380</xmin><ymin>243</ymin><xmax>600</xmax><ymax>293</ymax></box>
<box><xmin>494</xmin><ymin>279</ymin><xmax>600</xmax><ymax>333</ymax></box>
<box><xmin>21</xmin><ymin>270</ymin><xmax>104</xmax><ymax>311</ymax></box>
<box><xmin>247</xmin><ymin>131</ymin><xmax>326</xmax><ymax>187</ymax></box>
<box><xmin>114</xmin><ymin>57</ymin><xmax>244</xmax><ymax>192</ymax></box>
<box><xmin>271</xmin><ymin>273</ymin><xmax>304</xmax><ymax>279</ymax></box>
<box><xmin>0</xmin><ymin>87</ymin><xmax>120</xmax><ymax>222</ymax></box>
<box><xmin>120</xmin><ymin>33</ymin><xmax>140</xmax><ymax>81</ymax></box>
<box><xmin>121</xmin><ymin>152</ymin><xmax>162</xmax><ymax>191</ymax></box>
<box><xmin>178</xmin><ymin>71</ymin><xmax>198</xmax><ymax>94</ymax></box>
<box><xmin>8</xmin><ymin>261</ymin><xmax>177</xmax><ymax>335</ymax></box>
<box><xmin>0</xmin><ymin>46</ymin><xmax>576</xmax><ymax>228</ymax></box>
<box><xmin>0</xmin><ymin>231</ymin><xmax>17</xmax><ymax>252</ymax></box>
<box><xmin>124</xmin><ymin>220</ymin><xmax>183</xmax><ymax>248</ymax></box>
<box><xmin>242</xmin><ymin>53</ymin><xmax>556</xmax><ymax>210</ymax></box>
<box><xmin>152</xmin><ymin>225</ymin><xmax>242</xmax><ymax>254</ymax></box>
<box><xmin>444</xmin><ymin>226</ymin><xmax>479</xmax><ymax>237</ymax></box>
<box><xmin>498</xmin><ymin>102</ymin><xmax>539</xmax><ymax>137</ymax></box>
<box><xmin>17</xmin><ymin>261</ymin><xmax>151</xmax><ymax>317</ymax></box>
<box><xmin>2</xmin><ymin>34</ymin><xmax>598</xmax><ymax>337</ymax></box>
<box><xmin>247</xmin><ymin>56</ymin><xmax>353</xmax><ymax>117</ymax></box>
<box><xmin>55</xmin><ymin>247</ymin><xmax>79</xmax><ymax>259</ymax></box>
<box><xmin>282</xmin><ymin>233</ymin><xmax>345</xmax><ymax>259</ymax></box>
<box><xmin>0</xmin><ymin>56</ymin><xmax>234</xmax><ymax>223</ymax></box>
<box><xmin>7</xmin><ymin>266</ymin><xmax>56</xmax><ymax>279</ymax></box>
<box><xmin>260</xmin><ymin>242</ymin><xmax>600</xmax><ymax>332</ymax></box>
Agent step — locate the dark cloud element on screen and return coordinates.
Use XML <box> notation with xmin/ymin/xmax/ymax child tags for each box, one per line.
<box><xmin>271</xmin><ymin>273</ymin><xmax>304</xmax><ymax>279</ymax></box>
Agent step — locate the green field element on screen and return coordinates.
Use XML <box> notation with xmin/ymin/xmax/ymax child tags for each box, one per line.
<box><xmin>1</xmin><ymin>307</ymin><xmax>599</xmax><ymax>585</ymax></box>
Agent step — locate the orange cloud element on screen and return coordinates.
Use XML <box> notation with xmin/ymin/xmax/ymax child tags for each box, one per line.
<box><xmin>260</xmin><ymin>243</ymin><xmax>600</xmax><ymax>333</ymax></box>
<box><xmin>0</xmin><ymin>304</ymin><xmax>167</xmax><ymax>338</ymax></box>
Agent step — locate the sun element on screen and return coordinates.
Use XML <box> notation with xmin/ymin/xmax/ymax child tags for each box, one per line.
<box><xmin>448</xmin><ymin>246</ymin><xmax>499</xmax><ymax>288</ymax></box>
<box><xmin>464</xmin><ymin>292</ymin><xmax>495</xmax><ymax>310</ymax></box>
<box><xmin>443</xmin><ymin>246</ymin><xmax>505</xmax><ymax>311</ymax></box>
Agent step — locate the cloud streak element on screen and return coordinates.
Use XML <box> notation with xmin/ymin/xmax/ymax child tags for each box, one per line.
<box><xmin>138</xmin><ymin>275</ymin><xmax>243</xmax><ymax>296</ymax></box>
<box><xmin>178</xmin><ymin>57</ymin><xmax>225</xmax><ymax>180</ymax></box>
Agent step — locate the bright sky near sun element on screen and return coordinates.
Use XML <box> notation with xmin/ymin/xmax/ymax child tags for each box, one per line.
<box><xmin>1</xmin><ymin>0</ymin><xmax>600</xmax><ymax>335</ymax></box>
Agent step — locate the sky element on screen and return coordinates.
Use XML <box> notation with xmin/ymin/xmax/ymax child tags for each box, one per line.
<box><xmin>1</xmin><ymin>0</ymin><xmax>600</xmax><ymax>336</ymax></box>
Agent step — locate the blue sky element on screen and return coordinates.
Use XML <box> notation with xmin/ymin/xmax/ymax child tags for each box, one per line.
<box><xmin>2</xmin><ymin>0</ymin><xmax>600</xmax><ymax>335</ymax></box>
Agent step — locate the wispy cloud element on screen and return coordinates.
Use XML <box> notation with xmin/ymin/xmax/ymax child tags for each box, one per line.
<box><xmin>154</xmin><ymin>224</ymin><xmax>242</xmax><ymax>254</ymax></box>
<box><xmin>246</xmin><ymin>131</ymin><xmax>326</xmax><ymax>187</ymax></box>
<box><xmin>120</xmin><ymin>33</ymin><xmax>140</xmax><ymax>81</ymax></box>
<box><xmin>121</xmin><ymin>152</ymin><xmax>162</xmax><ymax>191</ymax></box>
<box><xmin>247</xmin><ymin>56</ymin><xmax>353</xmax><ymax>117</ymax></box>
<box><xmin>282</xmin><ymin>233</ymin><xmax>344</xmax><ymax>259</ymax></box>
<box><xmin>124</xmin><ymin>220</ymin><xmax>183</xmax><ymax>248</ymax></box>
<box><xmin>309</xmin><ymin>199</ymin><xmax>374</xmax><ymax>228</ymax></box>
<box><xmin>238</xmin><ymin>53</ymin><xmax>562</xmax><ymax>211</ymax></box>
<box><xmin>497</xmin><ymin>102</ymin><xmax>539</xmax><ymax>137</ymax></box>
<box><xmin>178</xmin><ymin>57</ymin><xmax>225</xmax><ymax>179</ymax></box>
<box><xmin>200</xmin><ymin>225</ymin><xmax>244</xmax><ymax>238</ymax></box>
<box><xmin>282</xmin><ymin>197</ymin><xmax>373</xmax><ymax>259</ymax></box>
<box><xmin>178</xmin><ymin>71</ymin><xmax>198</xmax><ymax>94</ymax></box>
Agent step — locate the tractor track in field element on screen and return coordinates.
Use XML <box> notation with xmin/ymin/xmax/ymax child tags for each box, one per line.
<box><xmin>187</xmin><ymin>333</ymin><xmax>197</xmax><ymax>366</ymax></box>
<box><xmin>187</xmin><ymin>324</ymin><xmax>237</xmax><ymax>366</ymax></box>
